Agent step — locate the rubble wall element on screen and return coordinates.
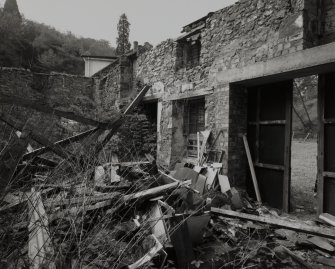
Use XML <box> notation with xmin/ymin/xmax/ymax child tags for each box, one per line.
<box><xmin>94</xmin><ymin>61</ymin><xmax>121</xmax><ymax>113</ymax></box>
<box><xmin>0</xmin><ymin>67</ymin><xmax>120</xmax><ymax>122</ymax></box>
<box><xmin>0</xmin><ymin>68</ymin><xmax>103</xmax><ymax>149</ymax></box>
<box><xmin>133</xmin><ymin>0</ymin><xmax>306</xmax><ymax>175</ymax></box>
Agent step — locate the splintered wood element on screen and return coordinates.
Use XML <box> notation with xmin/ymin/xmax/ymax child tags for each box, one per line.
<box><xmin>28</xmin><ymin>190</ymin><xmax>55</xmax><ymax>269</ymax></box>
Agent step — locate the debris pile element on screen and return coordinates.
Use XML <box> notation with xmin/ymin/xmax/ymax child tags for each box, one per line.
<box><xmin>2</xmin><ymin>153</ymin><xmax>335</xmax><ymax>269</ymax></box>
<box><xmin>1</xmin><ymin>86</ymin><xmax>335</xmax><ymax>269</ymax></box>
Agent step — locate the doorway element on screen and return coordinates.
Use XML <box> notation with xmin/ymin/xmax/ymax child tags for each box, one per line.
<box><xmin>290</xmin><ymin>76</ymin><xmax>318</xmax><ymax>216</ymax></box>
<box><xmin>246</xmin><ymin>81</ymin><xmax>292</xmax><ymax>211</ymax></box>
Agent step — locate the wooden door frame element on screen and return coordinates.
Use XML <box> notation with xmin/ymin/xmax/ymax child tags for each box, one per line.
<box><xmin>246</xmin><ymin>81</ymin><xmax>293</xmax><ymax>212</ymax></box>
<box><xmin>317</xmin><ymin>74</ymin><xmax>325</xmax><ymax>214</ymax></box>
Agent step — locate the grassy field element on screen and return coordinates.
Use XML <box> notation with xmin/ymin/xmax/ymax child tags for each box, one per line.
<box><xmin>290</xmin><ymin>140</ymin><xmax>317</xmax><ymax>215</ymax></box>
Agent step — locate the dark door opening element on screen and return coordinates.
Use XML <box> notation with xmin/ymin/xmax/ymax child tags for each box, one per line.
<box><xmin>290</xmin><ymin>76</ymin><xmax>318</xmax><ymax>216</ymax></box>
<box><xmin>143</xmin><ymin>101</ymin><xmax>158</xmax><ymax>125</ymax></box>
<box><xmin>318</xmin><ymin>72</ymin><xmax>335</xmax><ymax>215</ymax></box>
<box><xmin>246</xmin><ymin>81</ymin><xmax>293</xmax><ymax>211</ymax></box>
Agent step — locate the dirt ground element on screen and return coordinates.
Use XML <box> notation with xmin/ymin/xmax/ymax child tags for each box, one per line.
<box><xmin>291</xmin><ymin>140</ymin><xmax>318</xmax><ymax>216</ymax></box>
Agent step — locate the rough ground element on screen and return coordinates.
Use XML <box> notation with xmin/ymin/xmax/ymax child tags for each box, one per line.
<box><xmin>291</xmin><ymin>140</ymin><xmax>317</xmax><ymax>215</ymax></box>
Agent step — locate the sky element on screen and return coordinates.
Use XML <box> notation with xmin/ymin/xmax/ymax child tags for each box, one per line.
<box><xmin>7</xmin><ymin>0</ymin><xmax>238</xmax><ymax>47</ymax></box>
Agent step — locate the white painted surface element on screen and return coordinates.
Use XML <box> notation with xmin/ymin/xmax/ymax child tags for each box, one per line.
<box><xmin>82</xmin><ymin>56</ymin><xmax>116</xmax><ymax>77</ymax></box>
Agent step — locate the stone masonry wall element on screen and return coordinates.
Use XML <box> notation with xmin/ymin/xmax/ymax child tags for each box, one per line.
<box><xmin>0</xmin><ymin>67</ymin><xmax>119</xmax><ymax>151</ymax></box>
<box><xmin>94</xmin><ymin>61</ymin><xmax>121</xmax><ymax>113</ymax></box>
<box><xmin>131</xmin><ymin>0</ymin><xmax>307</xmax><ymax>177</ymax></box>
<box><xmin>0</xmin><ymin>67</ymin><xmax>120</xmax><ymax>123</ymax></box>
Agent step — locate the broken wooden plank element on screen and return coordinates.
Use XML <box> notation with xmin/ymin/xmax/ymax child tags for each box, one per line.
<box><xmin>44</xmin><ymin>192</ymin><xmax>120</xmax><ymax>208</ymax></box>
<box><xmin>0</xmin><ymin>113</ymin><xmax>73</xmax><ymax>160</ymax></box>
<box><xmin>307</xmin><ymin>236</ymin><xmax>335</xmax><ymax>252</ymax></box>
<box><xmin>128</xmin><ymin>235</ymin><xmax>163</xmax><ymax>269</ymax></box>
<box><xmin>0</xmin><ymin>188</ymin><xmax>54</xmax><ymax>213</ymax></box>
<box><xmin>158</xmin><ymin>170</ymin><xmax>200</xmax><ymax>194</ymax></box>
<box><xmin>319</xmin><ymin>213</ymin><xmax>335</xmax><ymax>227</ymax></box>
<box><xmin>103</xmin><ymin>161</ymin><xmax>150</xmax><ymax>167</ymax></box>
<box><xmin>123</xmin><ymin>181</ymin><xmax>190</xmax><ymax>202</ymax></box>
<box><xmin>242</xmin><ymin>134</ymin><xmax>262</xmax><ymax>203</ymax></box>
<box><xmin>149</xmin><ymin>203</ymin><xmax>168</xmax><ymax>243</ymax></box>
<box><xmin>123</xmin><ymin>85</ymin><xmax>152</xmax><ymax>115</ymax></box>
<box><xmin>28</xmin><ymin>190</ymin><xmax>55</xmax><ymax>269</ymax></box>
<box><xmin>49</xmin><ymin>200</ymin><xmax>114</xmax><ymax>222</ymax></box>
<box><xmin>211</xmin><ymin>207</ymin><xmax>335</xmax><ymax>240</ymax></box>
<box><xmin>22</xmin><ymin>127</ymin><xmax>101</xmax><ymax>161</ymax></box>
<box><xmin>0</xmin><ymin>130</ymin><xmax>30</xmax><ymax>191</ymax></box>
<box><xmin>94</xmin><ymin>85</ymin><xmax>151</xmax><ymax>155</ymax></box>
<box><xmin>218</xmin><ymin>175</ymin><xmax>231</xmax><ymax>193</ymax></box>
<box><xmin>315</xmin><ymin>257</ymin><xmax>335</xmax><ymax>268</ymax></box>
<box><xmin>279</xmin><ymin>246</ymin><xmax>313</xmax><ymax>269</ymax></box>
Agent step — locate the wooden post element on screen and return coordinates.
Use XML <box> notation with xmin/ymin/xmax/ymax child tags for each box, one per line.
<box><xmin>317</xmin><ymin>74</ymin><xmax>325</xmax><ymax>214</ymax></box>
<box><xmin>283</xmin><ymin>84</ymin><xmax>293</xmax><ymax>213</ymax></box>
<box><xmin>197</xmin><ymin>132</ymin><xmax>200</xmax><ymax>165</ymax></box>
<box><xmin>242</xmin><ymin>134</ymin><xmax>262</xmax><ymax>203</ymax></box>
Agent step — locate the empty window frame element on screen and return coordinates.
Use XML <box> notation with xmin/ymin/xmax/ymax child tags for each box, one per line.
<box><xmin>184</xmin><ymin>98</ymin><xmax>206</xmax><ymax>158</ymax></box>
<box><xmin>176</xmin><ymin>34</ymin><xmax>201</xmax><ymax>69</ymax></box>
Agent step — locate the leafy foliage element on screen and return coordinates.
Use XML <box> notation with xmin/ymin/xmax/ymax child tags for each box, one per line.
<box><xmin>3</xmin><ymin>0</ymin><xmax>21</xmax><ymax>20</ymax></box>
<box><xmin>116</xmin><ymin>13</ymin><xmax>131</xmax><ymax>55</ymax></box>
<box><xmin>0</xmin><ymin>4</ymin><xmax>115</xmax><ymax>74</ymax></box>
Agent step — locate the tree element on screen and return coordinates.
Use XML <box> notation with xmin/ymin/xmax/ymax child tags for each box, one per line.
<box><xmin>116</xmin><ymin>13</ymin><xmax>131</xmax><ymax>55</ymax></box>
<box><xmin>3</xmin><ymin>0</ymin><xmax>21</xmax><ymax>20</ymax></box>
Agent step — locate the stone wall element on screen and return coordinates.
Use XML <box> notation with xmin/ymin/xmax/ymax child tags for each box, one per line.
<box><xmin>0</xmin><ymin>67</ymin><xmax>120</xmax><ymax>124</ymax></box>
<box><xmin>130</xmin><ymin>0</ymin><xmax>308</xmax><ymax>176</ymax></box>
<box><xmin>94</xmin><ymin>61</ymin><xmax>121</xmax><ymax>113</ymax></box>
<box><xmin>0</xmin><ymin>66</ymin><xmax>156</xmax><ymax>161</ymax></box>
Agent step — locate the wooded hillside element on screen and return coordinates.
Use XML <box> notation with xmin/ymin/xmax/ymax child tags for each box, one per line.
<box><xmin>0</xmin><ymin>3</ymin><xmax>115</xmax><ymax>75</ymax></box>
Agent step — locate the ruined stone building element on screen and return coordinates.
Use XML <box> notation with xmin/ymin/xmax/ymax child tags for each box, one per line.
<box><xmin>1</xmin><ymin>0</ymin><xmax>335</xmax><ymax>213</ymax></box>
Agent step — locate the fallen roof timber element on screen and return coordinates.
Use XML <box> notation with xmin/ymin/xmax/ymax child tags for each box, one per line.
<box><xmin>21</xmin><ymin>85</ymin><xmax>151</xmax><ymax>161</ymax></box>
<box><xmin>0</xmin><ymin>112</ymin><xmax>74</xmax><ymax>160</ymax></box>
<box><xmin>211</xmin><ymin>208</ymin><xmax>335</xmax><ymax>240</ymax></box>
<box><xmin>123</xmin><ymin>180</ymin><xmax>191</xmax><ymax>202</ymax></box>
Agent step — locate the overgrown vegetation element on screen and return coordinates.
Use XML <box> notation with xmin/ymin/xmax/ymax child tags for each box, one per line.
<box><xmin>0</xmin><ymin>0</ymin><xmax>115</xmax><ymax>75</ymax></box>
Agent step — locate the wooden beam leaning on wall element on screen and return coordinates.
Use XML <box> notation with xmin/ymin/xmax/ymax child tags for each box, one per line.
<box><xmin>22</xmin><ymin>84</ymin><xmax>152</xmax><ymax>161</ymax></box>
<box><xmin>0</xmin><ymin>112</ymin><xmax>74</xmax><ymax>160</ymax></box>
<box><xmin>242</xmin><ymin>134</ymin><xmax>262</xmax><ymax>203</ymax></box>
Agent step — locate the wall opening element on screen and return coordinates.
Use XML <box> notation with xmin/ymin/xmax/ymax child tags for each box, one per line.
<box><xmin>183</xmin><ymin>98</ymin><xmax>206</xmax><ymax>159</ymax></box>
<box><xmin>143</xmin><ymin>101</ymin><xmax>158</xmax><ymax>126</ymax></box>
<box><xmin>175</xmin><ymin>35</ymin><xmax>201</xmax><ymax>70</ymax></box>
<box><xmin>290</xmin><ymin>76</ymin><xmax>318</xmax><ymax>215</ymax></box>
<box><xmin>244</xmin><ymin>81</ymin><xmax>292</xmax><ymax>211</ymax></box>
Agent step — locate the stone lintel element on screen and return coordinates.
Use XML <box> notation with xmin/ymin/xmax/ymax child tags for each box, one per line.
<box><xmin>216</xmin><ymin>42</ymin><xmax>335</xmax><ymax>86</ymax></box>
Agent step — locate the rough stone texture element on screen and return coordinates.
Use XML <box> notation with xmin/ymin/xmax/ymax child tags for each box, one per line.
<box><xmin>0</xmin><ymin>67</ymin><xmax>119</xmax><ymax>124</ymax></box>
<box><xmin>94</xmin><ymin>61</ymin><xmax>121</xmax><ymax>113</ymax></box>
<box><xmin>0</xmin><ymin>64</ymin><xmax>157</xmax><ymax>160</ymax></box>
<box><xmin>227</xmin><ymin>85</ymin><xmax>248</xmax><ymax>187</ymax></box>
<box><xmin>2</xmin><ymin>0</ymin><xmax>335</xmax><ymax>185</ymax></box>
<box><xmin>130</xmin><ymin>0</ymin><xmax>309</xmax><ymax>178</ymax></box>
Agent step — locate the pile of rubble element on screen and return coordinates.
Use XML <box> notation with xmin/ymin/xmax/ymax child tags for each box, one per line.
<box><xmin>1</xmin><ymin>155</ymin><xmax>335</xmax><ymax>269</ymax></box>
<box><xmin>1</xmin><ymin>86</ymin><xmax>335</xmax><ymax>269</ymax></box>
